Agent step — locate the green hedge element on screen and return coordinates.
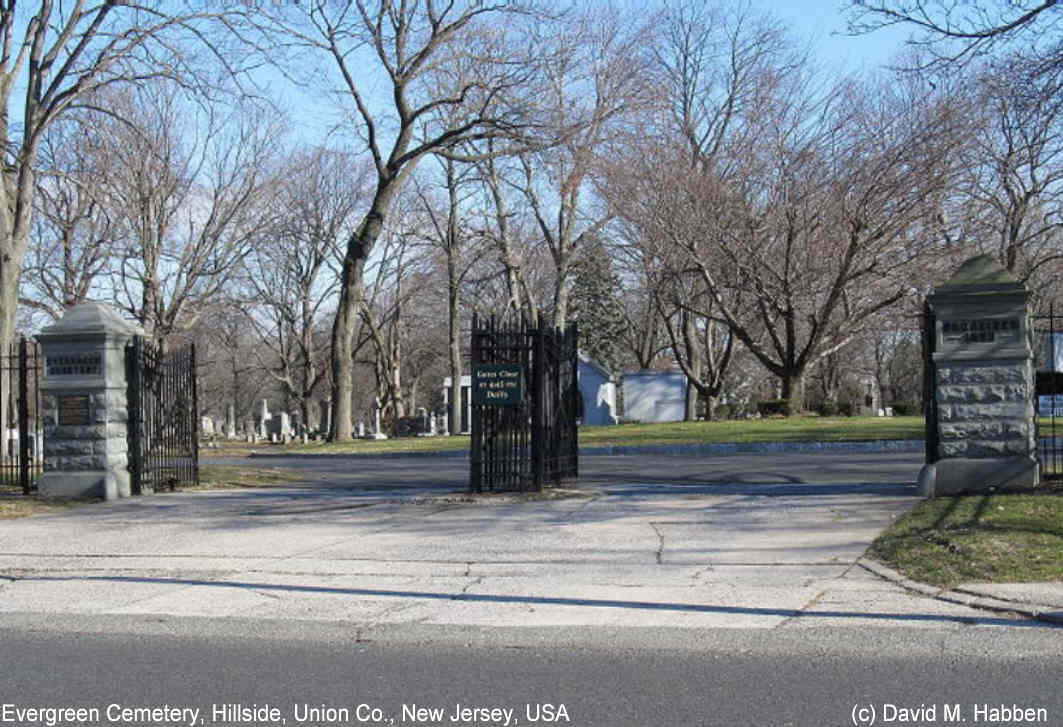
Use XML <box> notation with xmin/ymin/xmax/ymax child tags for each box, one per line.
<box><xmin>890</xmin><ymin>401</ymin><xmax>921</xmax><ymax>416</ymax></box>
<box><xmin>757</xmin><ymin>399</ymin><xmax>792</xmax><ymax>417</ymax></box>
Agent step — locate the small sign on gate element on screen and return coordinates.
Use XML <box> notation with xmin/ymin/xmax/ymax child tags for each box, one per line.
<box><xmin>472</xmin><ymin>364</ymin><xmax>523</xmax><ymax>406</ymax></box>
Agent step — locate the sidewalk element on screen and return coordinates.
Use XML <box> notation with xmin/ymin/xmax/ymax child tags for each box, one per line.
<box><xmin>1</xmin><ymin>477</ymin><xmax>1057</xmax><ymax>632</ymax></box>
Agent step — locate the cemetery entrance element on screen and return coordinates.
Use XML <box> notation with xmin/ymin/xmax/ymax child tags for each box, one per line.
<box><xmin>470</xmin><ymin>314</ymin><xmax>578</xmax><ymax>493</ymax></box>
<box><xmin>126</xmin><ymin>337</ymin><xmax>200</xmax><ymax>493</ymax></box>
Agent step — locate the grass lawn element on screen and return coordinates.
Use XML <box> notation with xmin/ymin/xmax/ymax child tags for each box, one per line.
<box><xmin>0</xmin><ymin>492</ymin><xmax>98</xmax><ymax>519</ymax></box>
<box><xmin>0</xmin><ymin>466</ymin><xmax>300</xmax><ymax>520</ymax></box>
<box><xmin>193</xmin><ymin>465</ymin><xmax>306</xmax><ymax>489</ymax></box>
<box><xmin>869</xmin><ymin>485</ymin><xmax>1063</xmax><ymax>588</ymax></box>
<box><xmin>209</xmin><ymin>415</ymin><xmax>925</xmax><ymax>457</ymax></box>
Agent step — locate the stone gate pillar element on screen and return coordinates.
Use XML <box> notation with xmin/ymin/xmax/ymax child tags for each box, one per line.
<box><xmin>36</xmin><ymin>303</ymin><xmax>144</xmax><ymax>500</ymax></box>
<box><xmin>920</xmin><ymin>255</ymin><xmax>1038</xmax><ymax>496</ymax></box>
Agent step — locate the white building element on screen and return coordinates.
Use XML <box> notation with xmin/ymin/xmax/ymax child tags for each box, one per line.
<box><xmin>621</xmin><ymin>370</ymin><xmax>687</xmax><ymax>423</ymax></box>
<box><xmin>578</xmin><ymin>354</ymin><xmax>617</xmax><ymax>426</ymax></box>
<box><xmin>442</xmin><ymin>375</ymin><xmax>472</xmax><ymax>434</ymax></box>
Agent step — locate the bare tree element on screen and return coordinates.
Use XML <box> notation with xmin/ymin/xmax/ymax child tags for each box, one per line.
<box><xmin>415</xmin><ymin>157</ymin><xmax>484</xmax><ymax>434</ymax></box>
<box><xmin>104</xmin><ymin>84</ymin><xmax>283</xmax><ymax>350</ymax></box>
<box><xmin>951</xmin><ymin>59</ymin><xmax>1063</xmax><ymax>304</ymax></box>
<box><xmin>0</xmin><ymin>1</ymin><xmax>239</xmax><ymax>350</ymax></box>
<box><xmin>22</xmin><ymin>116</ymin><xmax>121</xmax><ymax>319</ymax></box>
<box><xmin>242</xmin><ymin>0</ymin><xmax>558</xmax><ymax>440</ymax></box>
<box><xmin>617</xmin><ymin>68</ymin><xmax>958</xmax><ymax>409</ymax></box>
<box><xmin>359</xmin><ymin>221</ymin><xmax>435</xmax><ymax>431</ymax></box>
<box><xmin>848</xmin><ymin>1</ymin><xmax>1062</xmax><ymax>71</ymax></box>
<box><xmin>242</xmin><ymin>147</ymin><xmax>366</xmax><ymax>429</ymax></box>
<box><xmin>513</xmin><ymin>5</ymin><xmax>653</xmax><ymax>330</ymax></box>
<box><xmin>655</xmin><ymin>272</ymin><xmax>736</xmax><ymax>420</ymax></box>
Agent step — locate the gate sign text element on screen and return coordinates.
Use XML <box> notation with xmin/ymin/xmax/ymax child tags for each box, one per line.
<box><xmin>473</xmin><ymin>364</ymin><xmax>524</xmax><ymax>406</ymax></box>
<box><xmin>941</xmin><ymin>318</ymin><xmax>1020</xmax><ymax>345</ymax></box>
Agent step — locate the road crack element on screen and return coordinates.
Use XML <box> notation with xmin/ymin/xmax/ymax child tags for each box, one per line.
<box><xmin>691</xmin><ymin>564</ymin><xmax>715</xmax><ymax>580</ymax></box>
<box><xmin>775</xmin><ymin>590</ymin><xmax>826</xmax><ymax>630</ymax></box>
<box><xmin>649</xmin><ymin>523</ymin><xmax>665</xmax><ymax>565</ymax></box>
<box><xmin>455</xmin><ymin>576</ymin><xmax>484</xmax><ymax>598</ymax></box>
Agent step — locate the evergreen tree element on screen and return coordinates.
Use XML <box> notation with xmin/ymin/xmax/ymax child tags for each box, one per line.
<box><xmin>568</xmin><ymin>237</ymin><xmax>630</xmax><ymax>376</ymax></box>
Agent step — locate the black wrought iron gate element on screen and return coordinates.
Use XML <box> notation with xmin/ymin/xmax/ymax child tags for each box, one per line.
<box><xmin>922</xmin><ymin>299</ymin><xmax>939</xmax><ymax>464</ymax></box>
<box><xmin>126</xmin><ymin>337</ymin><xmax>199</xmax><ymax>493</ymax></box>
<box><xmin>1035</xmin><ymin>305</ymin><xmax>1062</xmax><ymax>480</ymax></box>
<box><xmin>470</xmin><ymin>314</ymin><xmax>578</xmax><ymax>493</ymax></box>
<box><xmin>1</xmin><ymin>338</ymin><xmax>42</xmax><ymax>494</ymax></box>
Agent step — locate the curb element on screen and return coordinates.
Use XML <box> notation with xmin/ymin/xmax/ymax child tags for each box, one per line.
<box><xmin>246</xmin><ymin>439</ymin><xmax>925</xmax><ymax>460</ymax></box>
<box><xmin>857</xmin><ymin>557</ymin><xmax>1063</xmax><ymax>626</ymax></box>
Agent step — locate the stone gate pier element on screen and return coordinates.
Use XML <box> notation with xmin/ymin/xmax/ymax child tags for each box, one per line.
<box><xmin>36</xmin><ymin>303</ymin><xmax>144</xmax><ymax>500</ymax></box>
<box><xmin>920</xmin><ymin>255</ymin><xmax>1039</xmax><ymax>496</ymax></box>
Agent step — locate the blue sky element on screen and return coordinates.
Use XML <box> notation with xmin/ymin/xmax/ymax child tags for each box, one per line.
<box><xmin>756</xmin><ymin>0</ymin><xmax>914</xmax><ymax>72</ymax></box>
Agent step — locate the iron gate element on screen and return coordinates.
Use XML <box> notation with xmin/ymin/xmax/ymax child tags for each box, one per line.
<box><xmin>0</xmin><ymin>338</ymin><xmax>42</xmax><ymax>494</ymax></box>
<box><xmin>1035</xmin><ymin>305</ymin><xmax>1062</xmax><ymax>480</ymax></box>
<box><xmin>126</xmin><ymin>337</ymin><xmax>199</xmax><ymax>493</ymax></box>
<box><xmin>470</xmin><ymin>313</ymin><xmax>578</xmax><ymax>493</ymax></box>
<box><xmin>922</xmin><ymin>299</ymin><xmax>939</xmax><ymax>464</ymax></box>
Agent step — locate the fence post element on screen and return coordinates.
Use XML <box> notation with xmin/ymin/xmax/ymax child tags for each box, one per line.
<box><xmin>922</xmin><ymin>298</ymin><xmax>939</xmax><ymax>465</ymax></box>
<box><xmin>570</xmin><ymin>323</ymin><xmax>579</xmax><ymax>479</ymax></box>
<box><xmin>469</xmin><ymin>312</ymin><xmax>482</xmax><ymax>493</ymax></box>
<box><xmin>127</xmin><ymin>336</ymin><xmax>142</xmax><ymax>496</ymax></box>
<box><xmin>18</xmin><ymin>337</ymin><xmax>29</xmax><ymax>494</ymax></box>
<box><xmin>531</xmin><ymin>319</ymin><xmax>546</xmax><ymax>491</ymax></box>
<box><xmin>190</xmin><ymin>342</ymin><xmax>200</xmax><ymax>487</ymax></box>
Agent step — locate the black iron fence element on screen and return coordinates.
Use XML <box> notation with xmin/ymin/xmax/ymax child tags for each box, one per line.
<box><xmin>127</xmin><ymin>337</ymin><xmax>199</xmax><ymax>493</ymax></box>
<box><xmin>922</xmin><ymin>299</ymin><xmax>939</xmax><ymax>464</ymax></box>
<box><xmin>470</xmin><ymin>313</ymin><xmax>578</xmax><ymax>493</ymax></box>
<box><xmin>0</xmin><ymin>338</ymin><xmax>42</xmax><ymax>494</ymax></box>
<box><xmin>1034</xmin><ymin>305</ymin><xmax>1062</xmax><ymax>480</ymax></box>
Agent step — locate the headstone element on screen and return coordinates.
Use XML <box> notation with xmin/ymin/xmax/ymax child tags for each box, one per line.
<box><xmin>36</xmin><ymin>302</ymin><xmax>144</xmax><ymax>499</ymax></box>
<box><xmin>356</xmin><ymin>420</ymin><xmax>365</xmax><ymax>438</ymax></box>
<box><xmin>201</xmin><ymin>416</ymin><xmax>214</xmax><ymax>437</ymax></box>
<box><xmin>226</xmin><ymin>404</ymin><xmax>236</xmax><ymax>439</ymax></box>
<box><xmin>429</xmin><ymin>412</ymin><xmax>437</xmax><ymax>435</ymax></box>
<box><xmin>440</xmin><ymin>409</ymin><xmax>449</xmax><ymax>436</ymax></box>
<box><xmin>920</xmin><ymin>254</ymin><xmax>1038</xmax><ymax>496</ymax></box>
<box><xmin>258</xmin><ymin>399</ymin><xmax>271</xmax><ymax>437</ymax></box>
<box><xmin>319</xmin><ymin>398</ymin><xmax>332</xmax><ymax>436</ymax></box>
<box><xmin>371</xmin><ymin>397</ymin><xmax>388</xmax><ymax>440</ymax></box>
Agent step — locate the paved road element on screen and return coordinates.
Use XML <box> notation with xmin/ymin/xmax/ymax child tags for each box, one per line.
<box><xmin>207</xmin><ymin>450</ymin><xmax>927</xmax><ymax>495</ymax></box>
<box><xmin>2</xmin><ymin>616</ymin><xmax>1060</xmax><ymax>727</ymax></box>
<box><xmin>3</xmin><ymin>451</ymin><xmax>1061</xmax><ymax>726</ymax></box>
<box><xmin>0</xmin><ymin>449</ymin><xmax>1002</xmax><ymax>631</ymax></box>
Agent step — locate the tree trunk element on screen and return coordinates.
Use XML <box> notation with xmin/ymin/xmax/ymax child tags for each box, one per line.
<box><xmin>0</xmin><ymin>264</ymin><xmax>17</xmax><ymax>444</ymax></box>
<box><xmin>329</xmin><ymin>253</ymin><xmax>365</xmax><ymax>441</ymax></box>
<box><xmin>552</xmin><ymin>281</ymin><xmax>570</xmax><ymax>331</ymax></box>
<box><xmin>0</xmin><ymin>163</ymin><xmax>35</xmax><ymax>442</ymax></box>
<box><xmin>682</xmin><ymin>309</ymin><xmax>701</xmax><ymax>421</ymax></box>
<box><xmin>329</xmin><ymin>182</ymin><xmax>399</xmax><ymax>441</ymax></box>
<box><xmin>448</xmin><ymin>268</ymin><xmax>462</xmax><ymax>435</ymax></box>
<box><xmin>781</xmin><ymin>371</ymin><xmax>804</xmax><ymax>413</ymax></box>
